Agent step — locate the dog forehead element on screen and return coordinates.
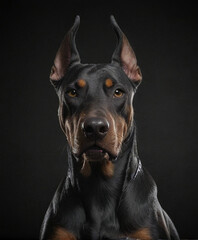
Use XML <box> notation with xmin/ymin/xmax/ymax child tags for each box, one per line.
<box><xmin>71</xmin><ymin>63</ymin><xmax>131</xmax><ymax>86</ymax></box>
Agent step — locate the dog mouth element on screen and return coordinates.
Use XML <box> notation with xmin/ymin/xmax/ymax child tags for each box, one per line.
<box><xmin>80</xmin><ymin>145</ymin><xmax>116</xmax><ymax>162</ymax></box>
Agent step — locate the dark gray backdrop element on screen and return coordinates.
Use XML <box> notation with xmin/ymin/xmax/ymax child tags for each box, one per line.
<box><xmin>1</xmin><ymin>1</ymin><xmax>198</xmax><ymax>239</ymax></box>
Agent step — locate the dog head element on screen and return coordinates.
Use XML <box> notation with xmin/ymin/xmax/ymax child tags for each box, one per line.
<box><xmin>50</xmin><ymin>16</ymin><xmax>142</xmax><ymax>176</ymax></box>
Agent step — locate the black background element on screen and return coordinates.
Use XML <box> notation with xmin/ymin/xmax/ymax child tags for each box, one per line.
<box><xmin>1</xmin><ymin>1</ymin><xmax>198</xmax><ymax>239</ymax></box>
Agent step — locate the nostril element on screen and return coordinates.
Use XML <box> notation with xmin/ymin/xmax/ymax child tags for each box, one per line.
<box><xmin>85</xmin><ymin>125</ymin><xmax>94</xmax><ymax>134</ymax></box>
<box><xmin>99</xmin><ymin>125</ymin><xmax>109</xmax><ymax>134</ymax></box>
<box><xmin>100</xmin><ymin>126</ymin><xmax>106</xmax><ymax>134</ymax></box>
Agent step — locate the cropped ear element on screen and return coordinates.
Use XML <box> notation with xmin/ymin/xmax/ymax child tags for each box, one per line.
<box><xmin>111</xmin><ymin>16</ymin><xmax>142</xmax><ymax>86</ymax></box>
<box><xmin>50</xmin><ymin>16</ymin><xmax>81</xmax><ymax>83</ymax></box>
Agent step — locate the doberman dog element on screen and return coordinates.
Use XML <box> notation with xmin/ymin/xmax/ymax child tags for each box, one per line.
<box><xmin>40</xmin><ymin>16</ymin><xmax>180</xmax><ymax>240</ymax></box>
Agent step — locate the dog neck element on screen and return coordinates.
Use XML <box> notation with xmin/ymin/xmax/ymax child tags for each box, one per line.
<box><xmin>118</xmin><ymin>123</ymin><xmax>142</xmax><ymax>197</ymax></box>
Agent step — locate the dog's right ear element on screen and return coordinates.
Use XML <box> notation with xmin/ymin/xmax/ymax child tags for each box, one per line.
<box><xmin>50</xmin><ymin>16</ymin><xmax>80</xmax><ymax>85</ymax></box>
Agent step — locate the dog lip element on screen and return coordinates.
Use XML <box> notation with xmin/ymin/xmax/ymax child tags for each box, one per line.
<box><xmin>96</xmin><ymin>146</ymin><xmax>117</xmax><ymax>159</ymax></box>
<box><xmin>79</xmin><ymin>145</ymin><xmax>117</xmax><ymax>159</ymax></box>
<box><xmin>86</xmin><ymin>146</ymin><xmax>104</xmax><ymax>153</ymax></box>
<box><xmin>84</xmin><ymin>145</ymin><xmax>105</xmax><ymax>155</ymax></box>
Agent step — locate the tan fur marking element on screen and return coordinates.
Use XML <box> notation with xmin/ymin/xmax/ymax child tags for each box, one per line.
<box><xmin>105</xmin><ymin>78</ymin><xmax>113</xmax><ymax>87</ymax></box>
<box><xmin>101</xmin><ymin>159</ymin><xmax>114</xmax><ymax>177</ymax></box>
<box><xmin>52</xmin><ymin>227</ymin><xmax>76</xmax><ymax>240</ymax></box>
<box><xmin>77</xmin><ymin>79</ymin><xmax>86</xmax><ymax>88</ymax></box>
<box><xmin>80</xmin><ymin>154</ymin><xmax>92</xmax><ymax>177</ymax></box>
<box><xmin>116</xmin><ymin>115</ymin><xmax>128</xmax><ymax>144</ymax></box>
<box><xmin>129</xmin><ymin>228</ymin><xmax>152</xmax><ymax>240</ymax></box>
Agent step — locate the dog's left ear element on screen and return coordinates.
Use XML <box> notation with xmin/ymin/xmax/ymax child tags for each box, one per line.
<box><xmin>111</xmin><ymin>16</ymin><xmax>142</xmax><ymax>86</ymax></box>
<box><xmin>50</xmin><ymin>16</ymin><xmax>81</xmax><ymax>84</ymax></box>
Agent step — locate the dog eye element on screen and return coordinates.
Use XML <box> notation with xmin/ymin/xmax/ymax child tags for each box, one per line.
<box><xmin>113</xmin><ymin>89</ymin><xmax>124</xmax><ymax>98</ymax></box>
<box><xmin>67</xmin><ymin>89</ymin><xmax>77</xmax><ymax>98</ymax></box>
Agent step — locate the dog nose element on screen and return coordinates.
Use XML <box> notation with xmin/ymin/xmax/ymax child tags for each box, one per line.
<box><xmin>82</xmin><ymin>117</ymin><xmax>109</xmax><ymax>140</ymax></box>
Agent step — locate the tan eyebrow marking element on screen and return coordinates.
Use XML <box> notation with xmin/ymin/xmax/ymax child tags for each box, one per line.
<box><xmin>105</xmin><ymin>78</ymin><xmax>114</xmax><ymax>88</ymax></box>
<box><xmin>77</xmin><ymin>79</ymin><xmax>86</xmax><ymax>88</ymax></box>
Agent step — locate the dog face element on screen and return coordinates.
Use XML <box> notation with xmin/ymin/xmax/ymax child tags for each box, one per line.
<box><xmin>50</xmin><ymin>16</ymin><xmax>142</xmax><ymax>170</ymax></box>
<box><xmin>57</xmin><ymin>63</ymin><xmax>134</xmax><ymax>161</ymax></box>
